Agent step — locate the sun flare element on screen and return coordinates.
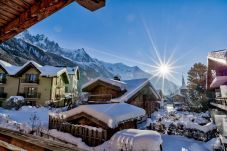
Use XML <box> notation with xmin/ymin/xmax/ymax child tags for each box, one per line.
<box><xmin>159</xmin><ymin>64</ymin><xmax>170</xmax><ymax>75</ymax></box>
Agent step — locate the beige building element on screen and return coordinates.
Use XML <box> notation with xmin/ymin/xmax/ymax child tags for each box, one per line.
<box><xmin>0</xmin><ymin>60</ymin><xmax>79</xmax><ymax>106</ymax></box>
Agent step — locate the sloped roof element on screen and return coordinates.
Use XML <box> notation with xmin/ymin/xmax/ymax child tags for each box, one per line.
<box><xmin>82</xmin><ymin>77</ymin><xmax>127</xmax><ymax>91</ymax></box>
<box><xmin>111</xmin><ymin>78</ymin><xmax>160</xmax><ymax>103</ymax></box>
<box><xmin>57</xmin><ymin>103</ymin><xmax>145</xmax><ymax>128</ymax></box>
<box><xmin>82</xmin><ymin>77</ymin><xmax>161</xmax><ymax>103</ymax></box>
<box><xmin>0</xmin><ymin>60</ymin><xmax>20</xmax><ymax>75</ymax></box>
<box><xmin>15</xmin><ymin>61</ymin><xmax>69</xmax><ymax>78</ymax></box>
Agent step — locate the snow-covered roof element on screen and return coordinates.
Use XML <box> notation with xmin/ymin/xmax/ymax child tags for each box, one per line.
<box><xmin>82</xmin><ymin>77</ymin><xmax>127</xmax><ymax>91</ymax></box>
<box><xmin>15</xmin><ymin>61</ymin><xmax>69</xmax><ymax>78</ymax></box>
<box><xmin>58</xmin><ymin>103</ymin><xmax>146</xmax><ymax>128</ymax></box>
<box><xmin>82</xmin><ymin>77</ymin><xmax>160</xmax><ymax>103</ymax></box>
<box><xmin>210</xmin><ymin>76</ymin><xmax>227</xmax><ymax>88</ymax></box>
<box><xmin>109</xmin><ymin>129</ymin><xmax>162</xmax><ymax>151</ymax></box>
<box><xmin>0</xmin><ymin>60</ymin><xmax>20</xmax><ymax>75</ymax></box>
<box><xmin>111</xmin><ymin>78</ymin><xmax>160</xmax><ymax>102</ymax></box>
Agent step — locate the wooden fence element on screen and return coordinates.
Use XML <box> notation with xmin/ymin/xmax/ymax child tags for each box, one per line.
<box><xmin>49</xmin><ymin>116</ymin><xmax>107</xmax><ymax>146</ymax></box>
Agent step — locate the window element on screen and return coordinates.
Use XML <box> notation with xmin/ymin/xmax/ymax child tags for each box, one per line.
<box><xmin>0</xmin><ymin>87</ymin><xmax>4</xmax><ymax>93</ymax></box>
<box><xmin>65</xmin><ymin>86</ymin><xmax>68</xmax><ymax>93</ymax></box>
<box><xmin>25</xmin><ymin>74</ymin><xmax>38</xmax><ymax>82</ymax></box>
<box><xmin>0</xmin><ymin>73</ymin><xmax>6</xmax><ymax>83</ymax></box>
<box><xmin>25</xmin><ymin>87</ymin><xmax>37</xmax><ymax>96</ymax></box>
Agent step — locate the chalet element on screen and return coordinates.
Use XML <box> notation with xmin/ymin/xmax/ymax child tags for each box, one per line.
<box><xmin>81</xmin><ymin>77</ymin><xmax>161</xmax><ymax>116</ymax></box>
<box><xmin>0</xmin><ymin>60</ymin><xmax>79</xmax><ymax>106</ymax></box>
<box><xmin>207</xmin><ymin>49</ymin><xmax>227</xmax><ymax>149</ymax></box>
<box><xmin>49</xmin><ymin>103</ymin><xmax>146</xmax><ymax>146</ymax></box>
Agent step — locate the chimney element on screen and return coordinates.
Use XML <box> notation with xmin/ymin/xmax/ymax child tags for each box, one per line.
<box><xmin>113</xmin><ymin>75</ymin><xmax>121</xmax><ymax>81</ymax></box>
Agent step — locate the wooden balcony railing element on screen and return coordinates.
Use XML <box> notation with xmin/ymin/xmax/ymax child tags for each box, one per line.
<box><xmin>87</xmin><ymin>94</ymin><xmax>112</xmax><ymax>103</ymax></box>
<box><xmin>21</xmin><ymin>79</ymin><xmax>39</xmax><ymax>84</ymax></box>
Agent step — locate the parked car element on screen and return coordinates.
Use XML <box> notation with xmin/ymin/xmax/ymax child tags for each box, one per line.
<box><xmin>2</xmin><ymin>96</ymin><xmax>25</xmax><ymax>110</ymax></box>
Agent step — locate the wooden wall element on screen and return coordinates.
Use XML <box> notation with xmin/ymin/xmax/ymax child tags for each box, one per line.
<box><xmin>128</xmin><ymin>85</ymin><xmax>159</xmax><ymax>116</ymax></box>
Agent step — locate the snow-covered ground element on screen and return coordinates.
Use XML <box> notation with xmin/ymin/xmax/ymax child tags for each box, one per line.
<box><xmin>162</xmin><ymin>135</ymin><xmax>219</xmax><ymax>151</ymax></box>
<box><xmin>0</xmin><ymin>106</ymin><xmax>66</xmax><ymax>132</ymax></box>
<box><xmin>0</xmin><ymin>106</ymin><xmax>221</xmax><ymax>151</ymax></box>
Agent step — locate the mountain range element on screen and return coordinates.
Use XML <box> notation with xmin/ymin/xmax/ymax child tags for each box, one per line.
<box><xmin>0</xmin><ymin>30</ymin><xmax>178</xmax><ymax>94</ymax></box>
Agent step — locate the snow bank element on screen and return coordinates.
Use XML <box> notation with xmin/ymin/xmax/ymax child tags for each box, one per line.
<box><xmin>59</xmin><ymin>103</ymin><xmax>145</xmax><ymax>128</ymax></box>
<box><xmin>184</xmin><ymin>122</ymin><xmax>216</xmax><ymax>133</ymax></box>
<box><xmin>109</xmin><ymin>129</ymin><xmax>162</xmax><ymax>151</ymax></box>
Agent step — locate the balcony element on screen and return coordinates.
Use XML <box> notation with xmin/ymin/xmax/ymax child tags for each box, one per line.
<box><xmin>87</xmin><ymin>94</ymin><xmax>112</xmax><ymax>104</ymax></box>
<box><xmin>18</xmin><ymin>93</ymin><xmax>41</xmax><ymax>99</ymax></box>
<box><xmin>0</xmin><ymin>93</ymin><xmax>7</xmax><ymax>98</ymax></box>
<box><xmin>21</xmin><ymin>79</ymin><xmax>39</xmax><ymax>84</ymax></box>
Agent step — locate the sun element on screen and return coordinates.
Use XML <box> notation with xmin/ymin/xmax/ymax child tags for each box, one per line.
<box><xmin>159</xmin><ymin>64</ymin><xmax>170</xmax><ymax>75</ymax></box>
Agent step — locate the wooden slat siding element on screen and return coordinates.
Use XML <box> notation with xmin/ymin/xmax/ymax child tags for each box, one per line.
<box><xmin>9</xmin><ymin>0</ymin><xmax>31</xmax><ymax>9</ymax></box>
<box><xmin>22</xmin><ymin>0</ymin><xmax>36</xmax><ymax>5</ymax></box>
<box><xmin>0</xmin><ymin>3</ymin><xmax>20</xmax><ymax>16</ymax></box>
<box><xmin>1</xmin><ymin>0</ymin><xmax>27</xmax><ymax>12</ymax></box>
<box><xmin>49</xmin><ymin>116</ymin><xmax>108</xmax><ymax>146</ymax></box>
<box><xmin>0</xmin><ymin>9</ymin><xmax>16</xmax><ymax>19</ymax></box>
<box><xmin>0</xmin><ymin>1</ymin><xmax>24</xmax><ymax>13</ymax></box>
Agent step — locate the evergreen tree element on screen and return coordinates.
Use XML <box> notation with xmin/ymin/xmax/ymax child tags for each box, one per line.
<box><xmin>187</xmin><ymin>63</ymin><xmax>208</xmax><ymax>112</ymax></box>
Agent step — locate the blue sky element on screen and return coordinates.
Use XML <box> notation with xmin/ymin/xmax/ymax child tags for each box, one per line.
<box><xmin>28</xmin><ymin>0</ymin><xmax>227</xmax><ymax>85</ymax></box>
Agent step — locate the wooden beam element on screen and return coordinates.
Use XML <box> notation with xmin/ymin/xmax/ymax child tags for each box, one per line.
<box><xmin>75</xmin><ymin>0</ymin><xmax>105</xmax><ymax>11</ymax></box>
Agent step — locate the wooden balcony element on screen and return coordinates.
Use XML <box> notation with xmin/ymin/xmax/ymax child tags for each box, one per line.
<box><xmin>21</xmin><ymin>79</ymin><xmax>39</xmax><ymax>84</ymax></box>
<box><xmin>87</xmin><ymin>94</ymin><xmax>112</xmax><ymax>104</ymax></box>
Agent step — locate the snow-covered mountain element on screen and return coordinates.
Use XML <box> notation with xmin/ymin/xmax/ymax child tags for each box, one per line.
<box><xmin>0</xmin><ymin>30</ymin><xmax>178</xmax><ymax>94</ymax></box>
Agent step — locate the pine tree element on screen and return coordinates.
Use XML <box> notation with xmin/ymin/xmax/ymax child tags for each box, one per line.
<box><xmin>187</xmin><ymin>63</ymin><xmax>208</xmax><ymax>112</ymax></box>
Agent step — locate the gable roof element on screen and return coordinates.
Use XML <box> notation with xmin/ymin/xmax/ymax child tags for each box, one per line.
<box><xmin>14</xmin><ymin>61</ymin><xmax>69</xmax><ymax>78</ymax></box>
<box><xmin>82</xmin><ymin>77</ymin><xmax>127</xmax><ymax>91</ymax></box>
<box><xmin>82</xmin><ymin>77</ymin><xmax>161</xmax><ymax>103</ymax></box>
<box><xmin>57</xmin><ymin>103</ymin><xmax>145</xmax><ymax>128</ymax></box>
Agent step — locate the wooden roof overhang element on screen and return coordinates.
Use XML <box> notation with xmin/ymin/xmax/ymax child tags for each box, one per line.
<box><xmin>0</xmin><ymin>0</ymin><xmax>105</xmax><ymax>43</ymax></box>
<box><xmin>82</xmin><ymin>80</ymin><xmax>123</xmax><ymax>92</ymax></box>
